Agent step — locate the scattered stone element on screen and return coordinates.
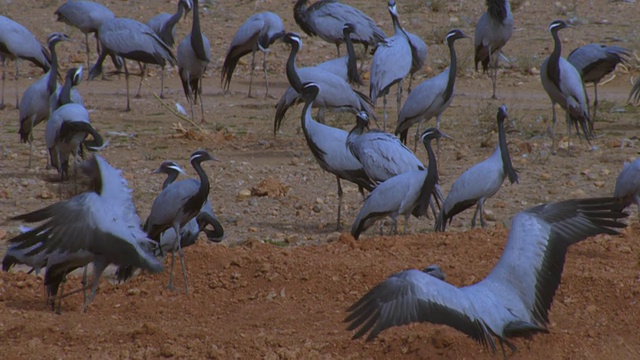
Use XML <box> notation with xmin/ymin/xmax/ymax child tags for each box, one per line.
<box><xmin>248</xmin><ymin>198</ymin><xmax>259</xmax><ymax>207</ymax></box>
<box><xmin>0</xmin><ymin>228</ymin><xmax>6</xmax><ymax>240</ymax></box>
<box><xmin>251</xmin><ymin>177</ymin><xmax>290</xmax><ymax>198</ymax></box>
<box><xmin>248</xmin><ymin>227</ymin><xmax>258</xmax><ymax>233</ymax></box>
<box><xmin>159</xmin><ymin>343</ymin><xmax>176</xmax><ymax>358</ymax></box>
<box><xmin>237</xmin><ymin>189</ymin><xmax>251</xmax><ymax>200</ymax></box>
<box><xmin>39</xmin><ymin>190</ymin><xmax>54</xmax><ymax>199</ymax></box>
<box><xmin>312</xmin><ymin>204</ymin><xmax>322</xmax><ymax>213</ymax></box>
<box><xmin>483</xmin><ymin>209</ymin><xmax>496</xmax><ymax>221</ymax></box>
<box><xmin>286</xmin><ymin>235</ymin><xmax>299</xmax><ymax>245</ymax></box>
<box><xmin>540</xmin><ymin>172</ymin><xmax>552</xmax><ymax>181</ymax></box>
<box><xmin>593</xmin><ymin>181</ymin><xmax>605</xmax><ymax>188</ymax></box>
<box><xmin>586</xmin><ymin>304</ymin><xmax>597</xmax><ymax>313</ymax></box>
<box><xmin>127</xmin><ymin>288</ymin><xmax>141</xmax><ymax>296</ymax></box>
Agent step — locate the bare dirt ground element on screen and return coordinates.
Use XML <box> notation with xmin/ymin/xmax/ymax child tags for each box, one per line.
<box><xmin>1</xmin><ymin>0</ymin><xmax>640</xmax><ymax>358</ymax></box>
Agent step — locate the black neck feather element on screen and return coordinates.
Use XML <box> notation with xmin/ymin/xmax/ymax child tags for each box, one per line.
<box><xmin>498</xmin><ymin>119</ymin><xmax>518</xmax><ymax>184</ymax></box>
<box><xmin>190</xmin><ymin>0</ymin><xmax>208</xmax><ymax>61</ymax></box>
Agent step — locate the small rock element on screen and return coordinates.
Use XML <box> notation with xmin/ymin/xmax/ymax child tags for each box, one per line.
<box><xmin>0</xmin><ymin>229</ymin><xmax>6</xmax><ymax>240</ymax></box>
<box><xmin>251</xmin><ymin>177</ymin><xmax>290</xmax><ymax>198</ymax></box>
<box><xmin>248</xmin><ymin>227</ymin><xmax>258</xmax><ymax>233</ymax></box>
<box><xmin>286</xmin><ymin>234</ymin><xmax>299</xmax><ymax>245</ymax></box>
<box><xmin>529</xmin><ymin>67</ymin><xmax>540</xmax><ymax>75</ymax></box>
<box><xmin>315</xmin><ymin>197</ymin><xmax>324</xmax><ymax>205</ymax></box>
<box><xmin>593</xmin><ymin>181</ymin><xmax>605</xmax><ymax>188</ymax></box>
<box><xmin>127</xmin><ymin>288</ymin><xmax>141</xmax><ymax>296</ymax></box>
<box><xmin>159</xmin><ymin>344</ymin><xmax>176</xmax><ymax>358</ymax></box>
<box><xmin>312</xmin><ymin>204</ymin><xmax>322</xmax><ymax>213</ymax></box>
<box><xmin>483</xmin><ymin>209</ymin><xmax>496</xmax><ymax>221</ymax></box>
<box><xmin>586</xmin><ymin>304</ymin><xmax>597</xmax><ymax>313</ymax></box>
<box><xmin>237</xmin><ymin>189</ymin><xmax>251</xmax><ymax>200</ymax></box>
<box><xmin>248</xmin><ymin>198</ymin><xmax>259</xmax><ymax>207</ymax></box>
<box><xmin>618</xmin><ymin>245</ymin><xmax>631</xmax><ymax>254</ymax></box>
<box><xmin>16</xmin><ymin>281</ymin><xmax>26</xmax><ymax>289</ymax></box>
<box><xmin>455</xmin><ymin>149</ymin><xmax>467</xmax><ymax>160</ymax></box>
<box><xmin>39</xmin><ymin>191</ymin><xmax>53</xmax><ymax>199</ymax></box>
<box><xmin>540</xmin><ymin>172</ymin><xmax>552</xmax><ymax>181</ymax></box>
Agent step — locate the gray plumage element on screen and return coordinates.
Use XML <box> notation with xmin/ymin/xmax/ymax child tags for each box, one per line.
<box><xmin>88</xmin><ymin>17</ymin><xmax>177</xmax><ymax>111</ymax></box>
<box><xmin>347</xmin><ymin>112</ymin><xmax>424</xmax><ymax>184</ymax></box>
<box><xmin>274</xmin><ymin>32</ymin><xmax>374</xmax><ymax>133</ymax></box>
<box><xmin>55</xmin><ymin>1</ymin><xmax>115</xmax><ymax>71</ymax></box>
<box><xmin>406</xmin><ymin>32</ymin><xmax>427</xmax><ymax>93</ymax></box>
<box><xmin>422</xmin><ymin>264</ymin><xmax>445</xmax><ymax>282</ymax></box>
<box><xmin>346</xmin><ymin>197</ymin><xmax>627</xmax><ymax>356</ymax></box>
<box><xmin>396</xmin><ymin>29</ymin><xmax>468</xmax><ymax>152</ymax></box>
<box><xmin>369</xmin><ymin>0</ymin><xmax>414</xmax><ymax>129</ymax></box>
<box><xmin>314</xmin><ymin>23</ymin><xmax>362</xmax><ymax>86</ymax></box>
<box><xmin>298</xmin><ymin>82</ymin><xmax>375</xmax><ymax>230</ymax></box>
<box><xmin>45</xmin><ymin>67</ymin><xmax>104</xmax><ymax>181</ymax></box>
<box><xmin>2</xmin><ymin>225</ymin><xmax>94</xmax><ymax>313</ymax></box>
<box><xmin>436</xmin><ymin>106</ymin><xmax>518</xmax><ymax>231</ymax></box>
<box><xmin>146</xmin><ymin>0</ymin><xmax>192</xmax><ymax>99</ymax></box>
<box><xmin>144</xmin><ymin>150</ymin><xmax>216</xmax><ymax>293</ymax></box>
<box><xmin>350</xmin><ymin>128</ymin><xmax>445</xmax><ymax>239</ymax></box>
<box><xmin>146</xmin><ymin>0</ymin><xmax>191</xmax><ymax>47</ymax></box>
<box><xmin>153</xmin><ymin>160</ymin><xmax>224</xmax><ymax>256</ymax></box>
<box><xmin>0</xmin><ymin>15</ymin><xmax>51</xmax><ymax>109</ymax></box>
<box><xmin>8</xmin><ymin>155</ymin><xmax>164</xmax><ymax>311</ymax></box>
<box><xmin>221</xmin><ymin>11</ymin><xmax>285</xmax><ymax>98</ymax></box>
<box><xmin>613</xmin><ymin>158</ymin><xmax>640</xmax><ymax>218</ymax></box>
<box><xmin>540</xmin><ymin>20</ymin><xmax>592</xmax><ymax>151</ymax></box>
<box><xmin>177</xmin><ymin>0</ymin><xmax>210</xmax><ymax>122</ymax></box>
<box><xmin>18</xmin><ymin>33</ymin><xmax>71</xmax><ymax>168</ymax></box>
<box><xmin>293</xmin><ymin>0</ymin><xmax>385</xmax><ymax>56</ymax></box>
<box><xmin>474</xmin><ymin>0</ymin><xmax>513</xmax><ymax>99</ymax></box>
<box><xmin>567</xmin><ymin>43</ymin><xmax>629</xmax><ymax>120</ymax></box>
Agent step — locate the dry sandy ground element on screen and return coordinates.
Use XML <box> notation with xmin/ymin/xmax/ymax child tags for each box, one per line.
<box><xmin>1</xmin><ymin>0</ymin><xmax>640</xmax><ymax>358</ymax></box>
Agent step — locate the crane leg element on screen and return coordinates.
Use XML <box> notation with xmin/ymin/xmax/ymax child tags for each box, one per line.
<box><xmin>168</xmin><ymin>250</ymin><xmax>177</xmax><ymax>290</ymax></box>
<box><xmin>84</xmin><ymin>261</ymin><xmax>107</xmax><ymax>312</ymax></box>
<box><xmin>335</xmin><ymin>43</ymin><xmax>341</xmax><ymax>58</ymax></box>
<box><xmin>81</xmin><ymin>266</ymin><xmax>88</xmax><ymax>306</ymax></box>
<box><xmin>413</xmin><ymin>119</ymin><xmax>423</xmax><ymax>153</ymax></box>
<box><xmin>592</xmin><ymin>83</ymin><xmax>598</xmax><ymax>123</ymax></box>
<box><xmin>177</xmin><ymin>240</ymin><xmax>189</xmax><ymax>294</ymax></box>
<box><xmin>403</xmin><ymin>213</ymin><xmax>410</xmax><ymax>234</ymax></box>
<box><xmin>248</xmin><ymin>49</ymin><xmax>256</xmax><ymax>98</ymax></box>
<box><xmin>159</xmin><ymin>66</ymin><xmax>165</xmax><ymax>99</ymax></box>
<box><xmin>383</xmin><ymin>94</ymin><xmax>388</xmax><ymax>130</ymax></box>
<box><xmin>135</xmin><ymin>63</ymin><xmax>145</xmax><ymax>98</ymax></box>
<box><xmin>491</xmin><ymin>51</ymin><xmax>499</xmax><ymax>100</ymax></box>
<box><xmin>317</xmin><ymin>107</ymin><xmax>326</xmax><ymax>124</ymax></box>
<box><xmin>124</xmin><ymin>61</ymin><xmax>131</xmax><ymax>112</ymax></box>
<box><xmin>408</xmin><ymin>74</ymin><xmax>414</xmax><ymax>94</ymax></box>
<box><xmin>396</xmin><ymin>79</ymin><xmax>403</xmax><ymax>122</ymax></box>
<box><xmin>336</xmin><ymin>176</ymin><xmax>343</xmax><ymax>230</ymax></box>
<box><xmin>199</xmin><ymin>79</ymin><xmax>206</xmax><ymax>123</ymax></box>
<box><xmin>359</xmin><ymin>44</ymin><xmax>368</xmax><ymax>72</ymax></box>
<box><xmin>263</xmin><ymin>50</ymin><xmax>269</xmax><ymax>99</ymax></box>
<box><xmin>471</xmin><ymin>202</ymin><xmax>481</xmax><ymax>228</ymax></box>
<box><xmin>54</xmin><ymin>273</ymin><xmax>68</xmax><ymax>314</ymax></box>
<box><xmin>14</xmin><ymin>60</ymin><xmax>20</xmax><ymax>109</ymax></box>
<box><xmin>85</xmin><ymin>33</ymin><xmax>91</xmax><ymax>74</ymax></box>
<box><xmin>479</xmin><ymin>199</ymin><xmax>487</xmax><ymax>228</ymax></box>
<box><xmin>549</xmin><ymin>102</ymin><xmax>557</xmax><ymax>153</ymax></box>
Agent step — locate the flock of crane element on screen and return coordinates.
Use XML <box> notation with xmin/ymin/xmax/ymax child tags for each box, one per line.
<box><xmin>1</xmin><ymin>0</ymin><xmax>640</xmax><ymax>356</ymax></box>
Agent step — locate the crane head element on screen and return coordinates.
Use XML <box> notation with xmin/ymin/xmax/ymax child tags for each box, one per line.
<box><xmin>301</xmin><ymin>82</ymin><xmax>320</xmax><ymax>103</ymax></box>
<box><xmin>342</xmin><ymin>23</ymin><xmax>355</xmax><ymax>36</ymax></box>
<box><xmin>423</xmin><ymin>264</ymin><xmax>446</xmax><ymax>281</ymax></box>
<box><xmin>497</xmin><ymin>105</ymin><xmax>508</xmax><ymax>124</ymax></box>
<box><xmin>355</xmin><ymin>111</ymin><xmax>370</xmax><ymax>130</ymax></box>
<box><xmin>190</xmin><ymin>150</ymin><xmax>218</xmax><ymax>164</ymax></box>
<box><xmin>421</xmin><ymin>128</ymin><xmax>452</xmax><ymax>143</ymax></box>
<box><xmin>153</xmin><ymin>161</ymin><xmax>186</xmax><ymax>176</ymax></box>
<box><xmin>548</xmin><ymin>20</ymin><xmax>568</xmax><ymax>33</ymax></box>
<box><xmin>47</xmin><ymin>32</ymin><xmax>71</xmax><ymax>46</ymax></box>
<box><xmin>445</xmin><ymin>29</ymin><xmax>469</xmax><ymax>44</ymax></box>
<box><xmin>181</xmin><ymin>0</ymin><xmax>193</xmax><ymax>18</ymax></box>
<box><xmin>282</xmin><ymin>32</ymin><xmax>303</xmax><ymax>49</ymax></box>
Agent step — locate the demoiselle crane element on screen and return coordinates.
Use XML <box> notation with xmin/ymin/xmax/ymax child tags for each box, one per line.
<box><xmin>55</xmin><ymin>0</ymin><xmax>115</xmax><ymax>71</ymax></box>
<box><xmin>298</xmin><ymin>82</ymin><xmax>375</xmax><ymax>230</ymax></box>
<box><xmin>8</xmin><ymin>155</ymin><xmax>164</xmax><ymax>311</ymax></box>
<box><xmin>435</xmin><ymin>105</ymin><xmax>518</xmax><ymax>231</ymax></box>
<box><xmin>0</xmin><ymin>15</ymin><xmax>51</xmax><ymax>109</ymax></box>
<box><xmin>350</xmin><ymin>127</ymin><xmax>447</xmax><ymax>239</ymax></box>
<box><xmin>369</xmin><ymin>0</ymin><xmax>416</xmax><ymax>129</ymax></box>
<box><xmin>274</xmin><ymin>32</ymin><xmax>374</xmax><ymax>132</ymax></box>
<box><xmin>293</xmin><ymin>0</ymin><xmax>385</xmax><ymax>57</ymax></box>
<box><xmin>221</xmin><ymin>11</ymin><xmax>285</xmax><ymax>98</ymax></box>
<box><xmin>18</xmin><ymin>32</ymin><xmax>70</xmax><ymax>168</ymax></box>
<box><xmin>45</xmin><ymin>67</ymin><xmax>105</xmax><ymax>181</ymax></box>
<box><xmin>540</xmin><ymin>20</ymin><xmax>592</xmax><ymax>152</ymax></box>
<box><xmin>177</xmin><ymin>0</ymin><xmax>210</xmax><ymax>122</ymax></box>
<box><xmin>567</xmin><ymin>43</ymin><xmax>629</xmax><ymax>120</ymax></box>
<box><xmin>396</xmin><ymin>29</ymin><xmax>468</xmax><ymax>153</ymax></box>
<box><xmin>144</xmin><ymin>150</ymin><xmax>217</xmax><ymax>293</ymax></box>
<box><xmin>346</xmin><ymin>197</ymin><xmax>627</xmax><ymax>356</ymax></box>
<box><xmin>474</xmin><ymin>0</ymin><xmax>513</xmax><ymax>99</ymax></box>
<box><xmin>88</xmin><ymin>17</ymin><xmax>176</xmax><ymax>111</ymax></box>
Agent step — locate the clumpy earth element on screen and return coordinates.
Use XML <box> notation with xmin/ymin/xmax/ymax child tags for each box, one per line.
<box><xmin>1</xmin><ymin>0</ymin><xmax>640</xmax><ymax>358</ymax></box>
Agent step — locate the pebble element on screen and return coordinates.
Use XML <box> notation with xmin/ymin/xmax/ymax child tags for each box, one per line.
<box><xmin>127</xmin><ymin>288</ymin><xmax>141</xmax><ymax>296</ymax></box>
<box><xmin>312</xmin><ymin>204</ymin><xmax>322</xmax><ymax>213</ymax></box>
<box><xmin>484</xmin><ymin>209</ymin><xmax>496</xmax><ymax>221</ymax></box>
<box><xmin>237</xmin><ymin>189</ymin><xmax>252</xmax><ymax>200</ymax></box>
<box><xmin>248</xmin><ymin>198</ymin><xmax>259</xmax><ymax>207</ymax></box>
<box><xmin>286</xmin><ymin>235</ymin><xmax>299</xmax><ymax>245</ymax></box>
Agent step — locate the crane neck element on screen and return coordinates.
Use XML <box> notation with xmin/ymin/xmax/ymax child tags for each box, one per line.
<box><xmin>344</xmin><ymin>29</ymin><xmax>362</xmax><ymax>86</ymax></box>
<box><xmin>165</xmin><ymin>1</ymin><xmax>186</xmax><ymax>35</ymax></box>
<box><xmin>161</xmin><ymin>171</ymin><xmax>181</xmax><ymax>190</ymax></box>
<box><xmin>415</xmin><ymin>136</ymin><xmax>439</xmax><ymax>217</ymax></box>
<box><xmin>443</xmin><ymin>37</ymin><xmax>459</xmax><ymax>103</ymax></box>
<box><xmin>186</xmin><ymin>156</ymin><xmax>211</xmax><ymax>221</ymax></box>
<box><xmin>293</xmin><ymin>0</ymin><xmax>314</xmax><ymax>37</ymax></box>
<box><xmin>487</xmin><ymin>0</ymin><xmax>511</xmax><ymax>23</ymax></box>
<box><xmin>47</xmin><ymin>40</ymin><xmax>60</xmax><ymax>96</ymax></box>
<box><xmin>190</xmin><ymin>0</ymin><xmax>207</xmax><ymax>61</ymax></box>
<box><xmin>285</xmin><ymin>41</ymin><xmax>303</xmax><ymax>92</ymax></box>
<box><xmin>57</xmin><ymin>71</ymin><xmax>74</xmax><ymax>107</ymax></box>
<box><xmin>498</xmin><ymin>119</ymin><xmax>518</xmax><ymax>184</ymax></box>
<box><xmin>547</xmin><ymin>29</ymin><xmax>562</xmax><ymax>89</ymax></box>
